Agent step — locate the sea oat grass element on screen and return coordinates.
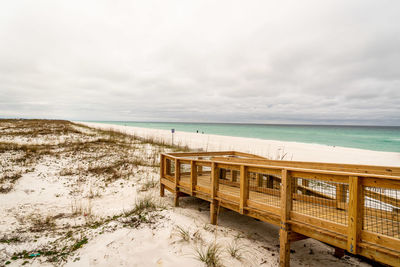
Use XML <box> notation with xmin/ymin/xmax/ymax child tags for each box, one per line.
<box><xmin>194</xmin><ymin>243</ymin><xmax>223</xmax><ymax>267</ymax></box>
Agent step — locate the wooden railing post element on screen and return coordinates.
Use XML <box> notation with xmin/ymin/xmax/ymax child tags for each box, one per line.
<box><xmin>239</xmin><ymin>165</ymin><xmax>248</xmax><ymax>214</ymax></box>
<box><xmin>160</xmin><ymin>154</ymin><xmax>165</xmax><ymax>197</ymax></box>
<box><xmin>174</xmin><ymin>159</ymin><xmax>180</xmax><ymax>207</ymax></box>
<box><xmin>279</xmin><ymin>169</ymin><xmax>292</xmax><ymax>267</ymax></box>
<box><xmin>190</xmin><ymin>160</ymin><xmax>197</xmax><ymax>196</ymax></box>
<box><xmin>347</xmin><ymin>176</ymin><xmax>364</xmax><ymax>254</ymax></box>
<box><xmin>210</xmin><ymin>162</ymin><xmax>219</xmax><ymax>224</ymax></box>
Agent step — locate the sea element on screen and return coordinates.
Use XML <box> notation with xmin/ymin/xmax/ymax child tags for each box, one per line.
<box><xmin>91</xmin><ymin>121</ymin><xmax>400</xmax><ymax>153</ymax></box>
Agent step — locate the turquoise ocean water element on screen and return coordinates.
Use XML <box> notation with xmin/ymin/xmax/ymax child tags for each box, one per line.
<box><xmin>91</xmin><ymin>121</ymin><xmax>400</xmax><ymax>153</ymax></box>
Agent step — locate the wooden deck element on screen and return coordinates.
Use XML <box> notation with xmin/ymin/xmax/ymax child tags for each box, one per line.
<box><xmin>159</xmin><ymin>151</ymin><xmax>400</xmax><ymax>267</ymax></box>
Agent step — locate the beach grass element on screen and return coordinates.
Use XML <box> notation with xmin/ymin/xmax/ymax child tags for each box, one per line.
<box><xmin>0</xmin><ymin>119</ymin><xmax>190</xmax><ymax>265</ymax></box>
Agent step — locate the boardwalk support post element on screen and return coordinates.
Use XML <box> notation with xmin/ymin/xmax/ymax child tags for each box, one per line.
<box><xmin>160</xmin><ymin>183</ymin><xmax>165</xmax><ymax>197</ymax></box>
<box><xmin>280</xmin><ymin>169</ymin><xmax>292</xmax><ymax>267</ymax></box>
<box><xmin>334</xmin><ymin>247</ymin><xmax>345</xmax><ymax>258</ymax></box>
<box><xmin>174</xmin><ymin>159</ymin><xmax>180</xmax><ymax>207</ymax></box>
<box><xmin>160</xmin><ymin>154</ymin><xmax>165</xmax><ymax>197</ymax></box>
<box><xmin>347</xmin><ymin>176</ymin><xmax>363</xmax><ymax>254</ymax></box>
<box><xmin>210</xmin><ymin>162</ymin><xmax>219</xmax><ymax>225</ymax></box>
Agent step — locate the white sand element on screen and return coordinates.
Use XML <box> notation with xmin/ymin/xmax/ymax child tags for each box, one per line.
<box><xmin>1</xmin><ymin>121</ymin><xmax>391</xmax><ymax>267</ymax></box>
<box><xmin>80</xmin><ymin>122</ymin><xmax>400</xmax><ymax>167</ymax></box>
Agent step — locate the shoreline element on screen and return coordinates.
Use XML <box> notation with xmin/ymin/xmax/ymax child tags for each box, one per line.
<box><xmin>84</xmin><ymin>121</ymin><xmax>400</xmax><ymax>154</ymax></box>
<box><xmin>78</xmin><ymin>121</ymin><xmax>400</xmax><ymax>167</ymax></box>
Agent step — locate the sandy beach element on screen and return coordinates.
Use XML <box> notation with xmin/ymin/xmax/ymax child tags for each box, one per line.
<box><xmin>3</xmin><ymin>1</ymin><xmax>400</xmax><ymax>265</ymax></box>
<box><xmin>0</xmin><ymin>119</ymin><xmax>394</xmax><ymax>267</ymax></box>
<box><xmin>81</xmin><ymin>122</ymin><xmax>400</xmax><ymax>167</ymax></box>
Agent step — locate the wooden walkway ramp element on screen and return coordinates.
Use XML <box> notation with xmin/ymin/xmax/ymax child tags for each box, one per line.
<box><xmin>159</xmin><ymin>151</ymin><xmax>400</xmax><ymax>266</ymax></box>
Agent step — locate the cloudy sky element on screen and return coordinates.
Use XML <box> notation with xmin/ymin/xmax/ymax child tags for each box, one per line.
<box><xmin>0</xmin><ymin>1</ymin><xmax>399</xmax><ymax>125</ymax></box>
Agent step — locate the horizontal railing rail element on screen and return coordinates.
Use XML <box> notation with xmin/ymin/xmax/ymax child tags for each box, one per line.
<box><xmin>210</xmin><ymin>156</ymin><xmax>400</xmax><ymax>176</ymax></box>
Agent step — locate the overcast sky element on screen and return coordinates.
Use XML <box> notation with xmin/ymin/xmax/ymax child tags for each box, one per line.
<box><xmin>0</xmin><ymin>1</ymin><xmax>399</xmax><ymax>125</ymax></box>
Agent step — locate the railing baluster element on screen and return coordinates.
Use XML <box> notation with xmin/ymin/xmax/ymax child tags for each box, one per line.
<box><xmin>174</xmin><ymin>158</ymin><xmax>180</xmax><ymax>207</ymax></box>
<box><xmin>239</xmin><ymin>165</ymin><xmax>248</xmax><ymax>214</ymax></box>
<box><xmin>256</xmin><ymin>173</ymin><xmax>262</xmax><ymax>187</ymax></box>
<box><xmin>210</xmin><ymin>162</ymin><xmax>219</xmax><ymax>224</ymax></box>
<box><xmin>347</xmin><ymin>175</ymin><xmax>364</xmax><ymax>254</ymax></box>
<box><xmin>279</xmin><ymin>169</ymin><xmax>292</xmax><ymax>267</ymax></box>
<box><xmin>160</xmin><ymin>154</ymin><xmax>165</xmax><ymax>197</ymax></box>
<box><xmin>190</xmin><ymin>160</ymin><xmax>197</xmax><ymax>196</ymax></box>
<box><xmin>165</xmin><ymin>157</ymin><xmax>171</xmax><ymax>176</ymax></box>
<box><xmin>336</xmin><ymin>184</ymin><xmax>346</xmax><ymax>209</ymax></box>
<box><xmin>267</xmin><ymin>175</ymin><xmax>274</xmax><ymax>188</ymax></box>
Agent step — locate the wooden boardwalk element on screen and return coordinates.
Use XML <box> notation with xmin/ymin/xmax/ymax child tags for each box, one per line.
<box><xmin>159</xmin><ymin>151</ymin><xmax>400</xmax><ymax>266</ymax></box>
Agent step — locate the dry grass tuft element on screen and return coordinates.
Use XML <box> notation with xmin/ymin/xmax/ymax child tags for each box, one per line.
<box><xmin>174</xmin><ymin>225</ymin><xmax>191</xmax><ymax>242</ymax></box>
<box><xmin>0</xmin><ymin>235</ymin><xmax>21</xmax><ymax>244</ymax></box>
<box><xmin>194</xmin><ymin>243</ymin><xmax>223</xmax><ymax>267</ymax></box>
<box><xmin>71</xmin><ymin>200</ymin><xmax>93</xmax><ymax>217</ymax></box>
<box><xmin>0</xmin><ymin>172</ymin><xmax>22</xmax><ymax>193</ymax></box>
<box><xmin>139</xmin><ymin>178</ymin><xmax>158</xmax><ymax>192</ymax></box>
<box><xmin>132</xmin><ymin>194</ymin><xmax>160</xmax><ymax>214</ymax></box>
<box><xmin>28</xmin><ymin>214</ymin><xmax>57</xmax><ymax>232</ymax></box>
<box><xmin>226</xmin><ymin>241</ymin><xmax>246</xmax><ymax>261</ymax></box>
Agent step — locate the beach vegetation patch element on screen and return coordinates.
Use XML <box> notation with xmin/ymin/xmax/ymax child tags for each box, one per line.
<box><xmin>174</xmin><ymin>225</ymin><xmax>191</xmax><ymax>242</ymax></box>
<box><xmin>0</xmin><ymin>119</ymin><xmax>191</xmax><ymax>264</ymax></box>
<box><xmin>132</xmin><ymin>194</ymin><xmax>161</xmax><ymax>214</ymax></box>
<box><xmin>28</xmin><ymin>214</ymin><xmax>57</xmax><ymax>232</ymax></box>
<box><xmin>139</xmin><ymin>178</ymin><xmax>158</xmax><ymax>192</ymax></box>
<box><xmin>0</xmin><ymin>236</ymin><xmax>21</xmax><ymax>244</ymax></box>
<box><xmin>226</xmin><ymin>241</ymin><xmax>246</xmax><ymax>261</ymax></box>
<box><xmin>71</xmin><ymin>237</ymin><xmax>88</xmax><ymax>251</ymax></box>
<box><xmin>194</xmin><ymin>243</ymin><xmax>223</xmax><ymax>267</ymax></box>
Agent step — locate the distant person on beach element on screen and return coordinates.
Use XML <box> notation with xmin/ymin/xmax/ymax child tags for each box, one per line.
<box><xmin>196</xmin><ymin>130</ymin><xmax>198</xmax><ymax>133</ymax></box>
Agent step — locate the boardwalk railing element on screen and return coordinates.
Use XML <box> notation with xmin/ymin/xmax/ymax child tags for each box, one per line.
<box><xmin>159</xmin><ymin>151</ymin><xmax>400</xmax><ymax>267</ymax></box>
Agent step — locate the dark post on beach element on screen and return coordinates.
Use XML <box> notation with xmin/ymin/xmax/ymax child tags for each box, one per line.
<box><xmin>171</xmin><ymin>128</ymin><xmax>175</xmax><ymax>146</ymax></box>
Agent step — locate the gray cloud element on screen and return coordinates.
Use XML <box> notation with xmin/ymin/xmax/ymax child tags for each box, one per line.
<box><xmin>0</xmin><ymin>0</ymin><xmax>399</xmax><ymax>125</ymax></box>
